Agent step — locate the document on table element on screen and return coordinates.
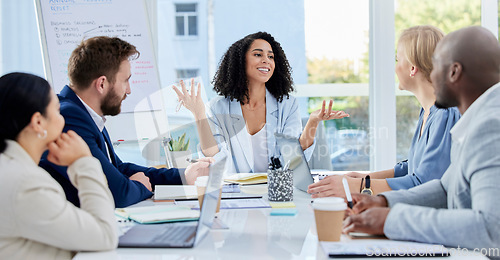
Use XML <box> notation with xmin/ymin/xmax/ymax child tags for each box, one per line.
<box><xmin>154</xmin><ymin>185</ymin><xmax>198</xmax><ymax>200</ymax></box>
<box><xmin>321</xmin><ymin>239</ymin><xmax>449</xmax><ymax>257</ymax></box>
<box><xmin>176</xmin><ymin>198</ymin><xmax>271</xmax><ymax>209</ymax></box>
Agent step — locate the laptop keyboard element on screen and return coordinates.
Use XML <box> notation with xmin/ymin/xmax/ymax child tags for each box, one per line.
<box><xmin>152</xmin><ymin>225</ymin><xmax>197</xmax><ymax>244</ymax></box>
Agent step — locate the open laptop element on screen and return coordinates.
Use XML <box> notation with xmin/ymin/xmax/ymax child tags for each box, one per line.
<box><xmin>275</xmin><ymin>133</ymin><xmax>315</xmax><ymax>192</ymax></box>
<box><xmin>118</xmin><ymin>157</ymin><xmax>226</xmax><ymax>248</ymax></box>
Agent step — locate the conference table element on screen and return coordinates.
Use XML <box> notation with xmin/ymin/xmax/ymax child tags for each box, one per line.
<box><xmin>75</xmin><ymin>184</ymin><xmax>486</xmax><ymax>260</ymax></box>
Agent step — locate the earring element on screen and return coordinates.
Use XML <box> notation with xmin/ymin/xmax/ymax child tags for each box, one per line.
<box><xmin>410</xmin><ymin>73</ymin><xmax>415</xmax><ymax>78</ymax></box>
<box><xmin>37</xmin><ymin>130</ymin><xmax>47</xmax><ymax>140</ymax></box>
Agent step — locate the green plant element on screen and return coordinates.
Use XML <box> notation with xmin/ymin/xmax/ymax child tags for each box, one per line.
<box><xmin>168</xmin><ymin>133</ymin><xmax>190</xmax><ymax>151</ymax></box>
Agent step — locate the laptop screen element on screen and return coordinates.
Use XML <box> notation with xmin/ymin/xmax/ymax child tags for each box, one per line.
<box><xmin>275</xmin><ymin>133</ymin><xmax>314</xmax><ymax>192</ymax></box>
<box><xmin>193</xmin><ymin>156</ymin><xmax>226</xmax><ymax>245</ymax></box>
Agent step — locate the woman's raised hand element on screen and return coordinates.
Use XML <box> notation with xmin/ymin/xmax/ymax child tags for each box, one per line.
<box><xmin>309</xmin><ymin>100</ymin><xmax>349</xmax><ymax>123</ymax></box>
<box><xmin>172</xmin><ymin>78</ymin><xmax>206</xmax><ymax>119</ymax></box>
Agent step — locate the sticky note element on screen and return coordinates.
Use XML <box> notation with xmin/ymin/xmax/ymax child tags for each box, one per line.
<box><xmin>270</xmin><ymin>208</ymin><xmax>298</xmax><ymax>216</ymax></box>
<box><xmin>269</xmin><ymin>201</ymin><xmax>296</xmax><ymax>208</ymax></box>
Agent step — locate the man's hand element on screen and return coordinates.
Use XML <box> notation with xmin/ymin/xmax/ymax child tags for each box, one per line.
<box><xmin>343</xmin><ymin>207</ymin><xmax>390</xmax><ymax>235</ymax></box>
<box><xmin>351</xmin><ymin>193</ymin><xmax>388</xmax><ymax>214</ymax></box>
<box><xmin>184</xmin><ymin>157</ymin><xmax>215</xmax><ymax>185</ymax></box>
<box><xmin>308</xmin><ymin>175</ymin><xmax>348</xmax><ymax>198</ymax></box>
<box><xmin>130</xmin><ymin>172</ymin><xmax>152</xmax><ymax>191</ymax></box>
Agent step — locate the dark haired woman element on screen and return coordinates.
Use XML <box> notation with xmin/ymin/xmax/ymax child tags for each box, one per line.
<box><xmin>174</xmin><ymin>32</ymin><xmax>348</xmax><ymax>173</ymax></box>
<box><xmin>0</xmin><ymin>73</ymin><xmax>117</xmax><ymax>259</ymax></box>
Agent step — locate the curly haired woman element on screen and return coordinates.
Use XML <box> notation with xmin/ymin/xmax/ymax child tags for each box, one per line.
<box><xmin>174</xmin><ymin>32</ymin><xmax>348</xmax><ymax>174</ymax></box>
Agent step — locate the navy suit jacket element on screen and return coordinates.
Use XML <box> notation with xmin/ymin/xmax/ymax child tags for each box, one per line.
<box><xmin>40</xmin><ymin>86</ymin><xmax>183</xmax><ymax>208</ymax></box>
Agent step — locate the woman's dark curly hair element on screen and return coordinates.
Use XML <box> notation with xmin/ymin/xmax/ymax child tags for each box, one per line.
<box><xmin>212</xmin><ymin>32</ymin><xmax>294</xmax><ymax>104</ymax></box>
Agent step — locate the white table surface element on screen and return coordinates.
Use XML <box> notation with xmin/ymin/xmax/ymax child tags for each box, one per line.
<box><xmin>74</xmin><ymin>184</ymin><xmax>487</xmax><ymax>260</ymax></box>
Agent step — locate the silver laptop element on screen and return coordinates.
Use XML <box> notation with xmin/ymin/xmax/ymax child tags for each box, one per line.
<box><xmin>275</xmin><ymin>133</ymin><xmax>314</xmax><ymax>192</ymax></box>
<box><xmin>118</xmin><ymin>157</ymin><xmax>226</xmax><ymax>248</ymax></box>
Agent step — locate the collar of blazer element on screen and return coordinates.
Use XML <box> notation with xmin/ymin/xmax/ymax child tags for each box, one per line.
<box><xmin>228</xmin><ymin>88</ymin><xmax>279</xmax><ymax>172</ymax></box>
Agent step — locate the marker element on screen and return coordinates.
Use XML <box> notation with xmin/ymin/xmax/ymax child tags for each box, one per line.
<box><xmin>342</xmin><ymin>177</ymin><xmax>353</xmax><ymax>209</ymax></box>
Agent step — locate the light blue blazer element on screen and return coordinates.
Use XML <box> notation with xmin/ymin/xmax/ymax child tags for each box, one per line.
<box><xmin>203</xmin><ymin>89</ymin><xmax>315</xmax><ymax>174</ymax></box>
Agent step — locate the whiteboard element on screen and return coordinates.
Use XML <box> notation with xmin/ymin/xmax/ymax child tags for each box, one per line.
<box><xmin>35</xmin><ymin>0</ymin><xmax>169</xmax><ymax>143</ymax></box>
<box><xmin>35</xmin><ymin>0</ymin><xmax>161</xmax><ymax>113</ymax></box>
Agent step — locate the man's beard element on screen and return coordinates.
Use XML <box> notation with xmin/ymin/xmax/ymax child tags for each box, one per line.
<box><xmin>101</xmin><ymin>86</ymin><xmax>125</xmax><ymax>116</ymax></box>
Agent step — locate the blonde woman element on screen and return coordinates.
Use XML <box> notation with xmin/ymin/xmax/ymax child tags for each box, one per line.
<box><xmin>308</xmin><ymin>25</ymin><xmax>461</xmax><ymax>197</ymax></box>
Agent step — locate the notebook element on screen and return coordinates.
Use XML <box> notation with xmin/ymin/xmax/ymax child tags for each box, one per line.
<box><xmin>274</xmin><ymin>133</ymin><xmax>315</xmax><ymax>192</ymax></box>
<box><xmin>118</xmin><ymin>156</ymin><xmax>226</xmax><ymax>248</ymax></box>
<box><xmin>224</xmin><ymin>172</ymin><xmax>267</xmax><ymax>185</ymax></box>
<box><xmin>115</xmin><ymin>205</ymin><xmax>199</xmax><ymax>224</ymax></box>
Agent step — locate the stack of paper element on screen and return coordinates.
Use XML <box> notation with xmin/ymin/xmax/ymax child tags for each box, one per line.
<box><xmin>224</xmin><ymin>173</ymin><xmax>267</xmax><ymax>185</ymax></box>
<box><xmin>115</xmin><ymin>205</ymin><xmax>199</xmax><ymax>224</ymax></box>
<box><xmin>154</xmin><ymin>185</ymin><xmax>198</xmax><ymax>200</ymax></box>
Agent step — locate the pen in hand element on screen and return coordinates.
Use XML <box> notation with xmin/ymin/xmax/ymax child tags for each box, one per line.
<box><xmin>185</xmin><ymin>158</ymin><xmax>199</xmax><ymax>163</ymax></box>
<box><xmin>342</xmin><ymin>177</ymin><xmax>354</xmax><ymax>209</ymax></box>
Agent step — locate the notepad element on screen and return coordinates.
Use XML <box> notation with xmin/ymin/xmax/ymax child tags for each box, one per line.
<box><xmin>224</xmin><ymin>172</ymin><xmax>268</xmax><ymax>185</ymax></box>
<box><xmin>269</xmin><ymin>201</ymin><xmax>296</xmax><ymax>208</ymax></box>
<box><xmin>115</xmin><ymin>205</ymin><xmax>199</xmax><ymax>224</ymax></box>
<box><xmin>270</xmin><ymin>208</ymin><xmax>298</xmax><ymax>216</ymax></box>
<box><xmin>154</xmin><ymin>185</ymin><xmax>198</xmax><ymax>200</ymax></box>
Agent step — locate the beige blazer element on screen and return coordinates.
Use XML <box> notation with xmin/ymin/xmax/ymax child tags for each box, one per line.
<box><xmin>0</xmin><ymin>140</ymin><xmax>117</xmax><ymax>260</ymax></box>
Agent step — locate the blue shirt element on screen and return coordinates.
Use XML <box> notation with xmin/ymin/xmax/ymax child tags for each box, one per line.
<box><xmin>387</xmin><ymin>105</ymin><xmax>461</xmax><ymax>190</ymax></box>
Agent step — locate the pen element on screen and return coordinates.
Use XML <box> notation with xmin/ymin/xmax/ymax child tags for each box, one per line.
<box><xmin>283</xmin><ymin>160</ymin><xmax>290</xmax><ymax>171</ymax></box>
<box><xmin>342</xmin><ymin>177</ymin><xmax>353</xmax><ymax>209</ymax></box>
<box><xmin>185</xmin><ymin>158</ymin><xmax>198</xmax><ymax>163</ymax></box>
<box><xmin>175</xmin><ymin>99</ymin><xmax>184</xmax><ymax>112</ymax></box>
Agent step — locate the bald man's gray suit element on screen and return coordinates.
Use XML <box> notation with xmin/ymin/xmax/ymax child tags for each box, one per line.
<box><xmin>381</xmin><ymin>83</ymin><xmax>500</xmax><ymax>252</ymax></box>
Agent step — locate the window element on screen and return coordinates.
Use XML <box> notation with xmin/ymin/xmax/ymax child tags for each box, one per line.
<box><xmin>175</xmin><ymin>3</ymin><xmax>197</xmax><ymax>36</ymax></box>
<box><xmin>304</xmin><ymin>0</ymin><xmax>370</xmax><ymax>170</ymax></box>
<box><xmin>176</xmin><ymin>69</ymin><xmax>199</xmax><ymax>81</ymax></box>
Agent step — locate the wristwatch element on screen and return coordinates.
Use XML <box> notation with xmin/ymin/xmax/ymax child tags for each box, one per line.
<box><xmin>360</xmin><ymin>175</ymin><xmax>373</xmax><ymax>195</ymax></box>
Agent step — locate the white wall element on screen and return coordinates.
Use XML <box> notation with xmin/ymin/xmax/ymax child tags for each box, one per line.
<box><xmin>213</xmin><ymin>0</ymin><xmax>308</xmax><ymax>85</ymax></box>
<box><xmin>157</xmin><ymin>0</ymin><xmax>209</xmax><ymax>91</ymax></box>
<box><xmin>0</xmin><ymin>0</ymin><xmax>44</xmax><ymax>77</ymax></box>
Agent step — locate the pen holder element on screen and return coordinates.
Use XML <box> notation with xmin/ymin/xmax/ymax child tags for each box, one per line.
<box><xmin>267</xmin><ymin>168</ymin><xmax>293</xmax><ymax>202</ymax></box>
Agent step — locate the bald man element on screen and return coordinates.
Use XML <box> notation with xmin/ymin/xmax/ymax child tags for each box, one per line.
<box><xmin>343</xmin><ymin>26</ymin><xmax>500</xmax><ymax>255</ymax></box>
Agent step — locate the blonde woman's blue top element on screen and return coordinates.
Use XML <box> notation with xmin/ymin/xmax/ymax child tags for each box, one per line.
<box><xmin>387</xmin><ymin>105</ymin><xmax>461</xmax><ymax>190</ymax></box>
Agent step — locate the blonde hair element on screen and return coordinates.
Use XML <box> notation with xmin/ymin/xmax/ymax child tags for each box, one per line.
<box><xmin>398</xmin><ymin>25</ymin><xmax>444</xmax><ymax>83</ymax></box>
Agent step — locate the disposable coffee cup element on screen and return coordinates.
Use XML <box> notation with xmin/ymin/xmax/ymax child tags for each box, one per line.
<box><xmin>312</xmin><ymin>197</ymin><xmax>347</xmax><ymax>241</ymax></box>
<box><xmin>195</xmin><ymin>176</ymin><xmax>221</xmax><ymax>213</ymax></box>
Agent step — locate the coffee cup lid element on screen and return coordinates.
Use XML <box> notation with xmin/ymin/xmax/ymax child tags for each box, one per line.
<box><xmin>312</xmin><ymin>197</ymin><xmax>347</xmax><ymax>211</ymax></box>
